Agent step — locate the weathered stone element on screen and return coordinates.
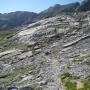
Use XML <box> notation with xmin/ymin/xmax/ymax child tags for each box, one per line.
<box><xmin>20</xmin><ymin>86</ymin><xmax>32</xmax><ymax>90</ymax></box>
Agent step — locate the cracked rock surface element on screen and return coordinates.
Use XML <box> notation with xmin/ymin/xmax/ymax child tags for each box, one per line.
<box><xmin>0</xmin><ymin>13</ymin><xmax>90</xmax><ymax>90</ymax></box>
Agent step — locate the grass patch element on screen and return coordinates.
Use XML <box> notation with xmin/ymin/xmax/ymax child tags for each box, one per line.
<box><xmin>0</xmin><ymin>64</ymin><xmax>38</xmax><ymax>87</ymax></box>
<box><xmin>60</xmin><ymin>72</ymin><xmax>90</xmax><ymax>90</ymax></box>
<box><xmin>0</xmin><ymin>72</ymin><xmax>11</xmax><ymax>78</ymax></box>
<box><xmin>53</xmin><ymin>22</ymin><xmax>69</xmax><ymax>28</ymax></box>
<box><xmin>61</xmin><ymin>72</ymin><xmax>71</xmax><ymax>81</ymax></box>
<box><xmin>65</xmin><ymin>81</ymin><xmax>76</xmax><ymax>90</ymax></box>
<box><xmin>72</xmin><ymin>53</ymin><xmax>90</xmax><ymax>64</ymax></box>
<box><xmin>5</xmin><ymin>42</ymin><xmax>29</xmax><ymax>50</ymax></box>
<box><xmin>59</xmin><ymin>72</ymin><xmax>79</xmax><ymax>90</ymax></box>
<box><xmin>0</xmin><ymin>31</ymin><xmax>17</xmax><ymax>51</ymax></box>
<box><xmin>60</xmin><ymin>72</ymin><xmax>79</xmax><ymax>82</ymax></box>
<box><xmin>0</xmin><ymin>31</ymin><xmax>16</xmax><ymax>44</ymax></box>
<box><xmin>14</xmin><ymin>64</ymin><xmax>37</xmax><ymax>75</ymax></box>
<box><xmin>84</xmin><ymin>76</ymin><xmax>90</xmax><ymax>90</ymax></box>
<box><xmin>73</xmin><ymin>55</ymin><xmax>82</xmax><ymax>62</ymax></box>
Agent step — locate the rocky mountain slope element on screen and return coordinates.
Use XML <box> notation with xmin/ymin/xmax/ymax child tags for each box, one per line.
<box><xmin>37</xmin><ymin>2</ymin><xmax>80</xmax><ymax>19</ymax></box>
<box><xmin>0</xmin><ymin>0</ymin><xmax>90</xmax><ymax>31</ymax></box>
<box><xmin>0</xmin><ymin>11</ymin><xmax>37</xmax><ymax>31</ymax></box>
<box><xmin>0</xmin><ymin>12</ymin><xmax>90</xmax><ymax>90</ymax></box>
<box><xmin>79</xmin><ymin>0</ymin><xmax>90</xmax><ymax>11</ymax></box>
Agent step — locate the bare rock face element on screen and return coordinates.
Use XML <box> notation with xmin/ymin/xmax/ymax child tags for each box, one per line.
<box><xmin>0</xmin><ymin>13</ymin><xmax>90</xmax><ymax>90</ymax></box>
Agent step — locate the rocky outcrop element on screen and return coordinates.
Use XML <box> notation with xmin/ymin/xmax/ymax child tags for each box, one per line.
<box><xmin>0</xmin><ymin>13</ymin><xmax>90</xmax><ymax>90</ymax></box>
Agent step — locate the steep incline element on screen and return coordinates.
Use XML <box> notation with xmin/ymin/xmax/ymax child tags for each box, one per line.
<box><xmin>0</xmin><ymin>13</ymin><xmax>90</xmax><ymax>90</ymax></box>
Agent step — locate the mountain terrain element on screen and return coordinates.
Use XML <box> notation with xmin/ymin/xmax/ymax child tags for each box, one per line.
<box><xmin>0</xmin><ymin>0</ymin><xmax>90</xmax><ymax>90</ymax></box>
<box><xmin>0</xmin><ymin>11</ymin><xmax>37</xmax><ymax>31</ymax></box>
<box><xmin>0</xmin><ymin>0</ymin><xmax>90</xmax><ymax>31</ymax></box>
<box><xmin>0</xmin><ymin>11</ymin><xmax>90</xmax><ymax>90</ymax></box>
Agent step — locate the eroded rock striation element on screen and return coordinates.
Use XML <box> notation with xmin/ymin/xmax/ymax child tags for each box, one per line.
<box><xmin>0</xmin><ymin>13</ymin><xmax>90</xmax><ymax>90</ymax></box>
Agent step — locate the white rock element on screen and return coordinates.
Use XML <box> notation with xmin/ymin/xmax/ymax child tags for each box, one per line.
<box><xmin>21</xmin><ymin>75</ymin><xmax>33</xmax><ymax>81</ymax></box>
<box><xmin>0</xmin><ymin>49</ymin><xmax>20</xmax><ymax>57</ymax></box>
